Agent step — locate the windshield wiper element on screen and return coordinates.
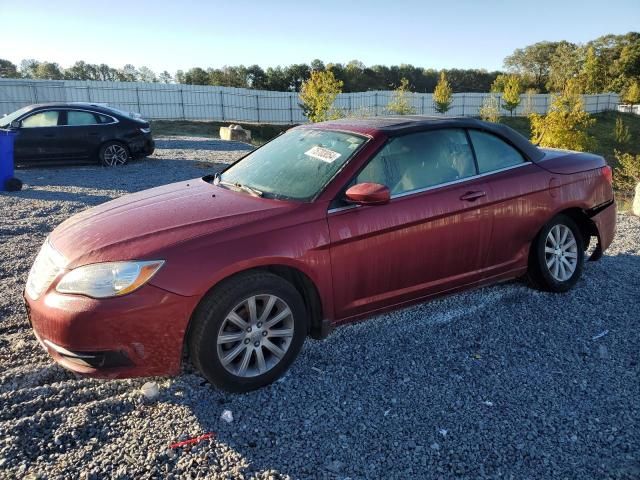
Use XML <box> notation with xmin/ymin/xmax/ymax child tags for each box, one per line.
<box><xmin>215</xmin><ymin>178</ymin><xmax>263</xmax><ymax>197</ymax></box>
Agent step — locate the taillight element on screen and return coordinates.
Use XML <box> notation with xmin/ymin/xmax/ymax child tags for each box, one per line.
<box><xmin>602</xmin><ymin>165</ymin><xmax>613</xmax><ymax>185</ymax></box>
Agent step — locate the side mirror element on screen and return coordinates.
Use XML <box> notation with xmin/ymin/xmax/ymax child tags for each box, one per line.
<box><xmin>9</xmin><ymin>120</ymin><xmax>20</xmax><ymax>129</ymax></box>
<box><xmin>345</xmin><ymin>182</ymin><xmax>390</xmax><ymax>206</ymax></box>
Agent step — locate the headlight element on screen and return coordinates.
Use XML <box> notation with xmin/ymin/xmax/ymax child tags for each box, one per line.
<box><xmin>26</xmin><ymin>239</ymin><xmax>67</xmax><ymax>300</ymax></box>
<box><xmin>56</xmin><ymin>260</ymin><xmax>164</xmax><ymax>298</ymax></box>
<box><xmin>139</xmin><ymin>127</ymin><xmax>151</xmax><ymax>134</ymax></box>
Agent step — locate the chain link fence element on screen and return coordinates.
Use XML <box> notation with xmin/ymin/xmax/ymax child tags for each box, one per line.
<box><xmin>0</xmin><ymin>79</ymin><xmax>620</xmax><ymax>124</ymax></box>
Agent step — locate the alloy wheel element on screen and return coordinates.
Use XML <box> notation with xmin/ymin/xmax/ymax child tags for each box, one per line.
<box><xmin>544</xmin><ymin>224</ymin><xmax>578</xmax><ymax>282</ymax></box>
<box><xmin>216</xmin><ymin>294</ymin><xmax>295</xmax><ymax>378</ymax></box>
<box><xmin>103</xmin><ymin>144</ymin><xmax>128</xmax><ymax>166</ymax></box>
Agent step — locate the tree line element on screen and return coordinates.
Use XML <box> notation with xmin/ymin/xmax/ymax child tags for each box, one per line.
<box><xmin>0</xmin><ymin>32</ymin><xmax>637</xmax><ymax>94</ymax></box>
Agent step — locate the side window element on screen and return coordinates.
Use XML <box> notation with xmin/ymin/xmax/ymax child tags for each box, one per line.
<box><xmin>355</xmin><ymin>129</ymin><xmax>477</xmax><ymax>196</ymax></box>
<box><xmin>468</xmin><ymin>130</ymin><xmax>526</xmax><ymax>173</ymax></box>
<box><xmin>67</xmin><ymin>111</ymin><xmax>98</xmax><ymax>126</ymax></box>
<box><xmin>21</xmin><ymin>111</ymin><xmax>60</xmax><ymax>128</ymax></box>
<box><xmin>97</xmin><ymin>114</ymin><xmax>114</xmax><ymax>124</ymax></box>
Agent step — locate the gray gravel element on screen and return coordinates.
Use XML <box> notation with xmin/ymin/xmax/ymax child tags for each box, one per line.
<box><xmin>1</xmin><ymin>137</ymin><xmax>639</xmax><ymax>479</ymax></box>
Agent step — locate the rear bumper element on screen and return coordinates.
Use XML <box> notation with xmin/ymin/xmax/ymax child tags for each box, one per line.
<box><xmin>129</xmin><ymin>135</ymin><xmax>155</xmax><ymax>158</ymax></box>
<box><xmin>589</xmin><ymin>201</ymin><xmax>616</xmax><ymax>259</ymax></box>
<box><xmin>25</xmin><ymin>284</ymin><xmax>198</xmax><ymax>378</ymax></box>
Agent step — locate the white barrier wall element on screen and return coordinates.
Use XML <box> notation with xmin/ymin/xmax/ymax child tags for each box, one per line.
<box><xmin>0</xmin><ymin>79</ymin><xmax>620</xmax><ymax>124</ymax></box>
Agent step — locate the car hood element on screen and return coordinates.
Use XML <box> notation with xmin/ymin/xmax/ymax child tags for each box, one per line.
<box><xmin>50</xmin><ymin>177</ymin><xmax>298</xmax><ymax>267</ymax></box>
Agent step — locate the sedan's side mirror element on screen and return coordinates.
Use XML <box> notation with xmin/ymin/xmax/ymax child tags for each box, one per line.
<box><xmin>9</xmin><ymin>120</ymin><xmax>20</xmax><ymax>129</ymax></box>
<box><xmin>345</xmin><ymin>182</ymin><xmax>390</xmax><ymax>206</ymax></box>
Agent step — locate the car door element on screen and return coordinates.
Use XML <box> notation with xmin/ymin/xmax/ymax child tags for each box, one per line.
<box><xmin>14</xmin><ymin>110</ymin><xmax>65</xmax><ymax>162</ymax></box>
<box><xmin>466</xmin><ymin>129</ymin><xmax>550</xmax><ymax>275</ymax></box>
<box><xmin>328</xmin><ymin>128</ymin><xmax>493</xmax><ymax>320</ymax></box>
<box><xmin>62</xmin><ymin>110</ymin><xmax>102</xmax><ymax>160</ymax></box>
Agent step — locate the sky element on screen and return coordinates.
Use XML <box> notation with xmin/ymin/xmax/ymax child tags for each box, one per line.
<box><xmin>1</xmin><ymin>0</ymin><xmax>639</xmax><ymax>73</ymax></box>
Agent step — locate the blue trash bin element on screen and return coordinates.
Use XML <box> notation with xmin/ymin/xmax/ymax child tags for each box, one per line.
<box><xmin>0</xmin><ymin>129</ymin><xmax>18</xmax><ymax>192</ymax></box>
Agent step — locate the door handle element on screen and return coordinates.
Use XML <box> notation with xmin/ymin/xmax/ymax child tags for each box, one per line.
<box><xmin>460</xmin><ymin>191</ymin><xmax>486</xmax><ymax>202</ymax></box>
<box><xmin>43</xmin><ymin>133</ymin><xmax>56</xmax><ymax>138</ymax></box>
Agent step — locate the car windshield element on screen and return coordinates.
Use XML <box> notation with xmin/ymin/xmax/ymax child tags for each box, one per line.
<box><xmin>0</xmin><ymin>106</ymin><xmax>32</xmax><ymax>128</ymax></box>
<box><xmin>216</xmin><ymin>129</ymin><xmax>367</xmax><ymax>201</ymax></box>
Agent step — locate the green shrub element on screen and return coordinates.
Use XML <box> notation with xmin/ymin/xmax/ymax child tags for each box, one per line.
<box><xmin>479</xmin><ymin>95</ymin><xmax>500</xmax><ymax>123</ymax></box>
<box><xmin>614</xmin><ymin>150</ymin><xmax>640</xmax><ymax>191</ymax></box>
<box><xmin>529</xmin><ymin>80</ymin><xmax>595</xmax><ymax>151</ymax></box>
<box><xmin>614</xmin><ymin>117</ymin><xmax>631</xmax><ymax>146</ymax></box>
<box><xmin>386</xmin><ymin>78</ymin><xmax>415</xmax><ymax>115</ymax></box>
<box><xmin>433</xmin><ymin>71</ymin><xmax>453</xmax><ymax>114</ymax></box>
<box><xmin>299</xmin><ymin>70</ymin><xmax>343</xmax><ymax>122</ymax></box>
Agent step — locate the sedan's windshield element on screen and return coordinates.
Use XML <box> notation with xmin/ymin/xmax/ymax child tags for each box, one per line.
<box><xmin>216</xmin><ymin>129</ymin><xmax>367</xmax><ymax>201</ymax></box>
<box><xmin>0</xmin><ymin>106</ymin><xmax>32</xmax><ymax>128</ymax></box>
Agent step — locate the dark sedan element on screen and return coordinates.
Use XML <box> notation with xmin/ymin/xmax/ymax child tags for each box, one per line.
<box><xmin>0</xmin><ymin>103</ymin><xmax>155</xmax><ymax>166</ymax></box>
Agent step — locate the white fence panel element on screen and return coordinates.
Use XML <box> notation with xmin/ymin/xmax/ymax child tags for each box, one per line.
<box><xmin>0</xmin><ymin>78</ymin><xmax>620</xmax><ymax>124</ymax></box>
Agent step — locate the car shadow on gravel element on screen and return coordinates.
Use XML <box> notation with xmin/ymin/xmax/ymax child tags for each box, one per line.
<box><xmin>8</xmin><ymin>159</ymin><xmax>231</xmax><ymax>195</ymax></box>
<box><xmin>156</xmin><ymin>253</ymin><xmax>640</xmax><ymax>478</ymax></box>
<box><xmin>5</xmin><ymin>189</ymin><xmax>116</xmax><ymax>205</ymax></box>
<box><xmin>154</xmin><ymin>138</ymin><xmax>254</xmax><ymax>152</ymax></box>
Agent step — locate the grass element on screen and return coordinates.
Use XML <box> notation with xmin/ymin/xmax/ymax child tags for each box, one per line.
<box><xmin>502</xmin><ymin>111</ymin><xmax>640</xmax><ymax>161</ymax></box>
<box><xmin>149</xmin><ymin>120</ymin><xmax>291</xmax><ymax>145</ymax></box>
<box><xmin>503</xmin><ymin>111</ymin><xmax>640</xmax><ymax>194</ymax></box>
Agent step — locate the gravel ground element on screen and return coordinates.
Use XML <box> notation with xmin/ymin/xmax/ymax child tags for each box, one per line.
<box><xmin>1</xmin><ymin>137</ymin><xmax>639</xmax><ymax>479</ymax></box>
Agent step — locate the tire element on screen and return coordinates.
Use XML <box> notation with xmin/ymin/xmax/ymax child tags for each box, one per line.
<box><xmin>99</xmin><ymin>141</ymin><xmax>130</xmax><ymax>167</ymax></box>
<box><xmin>187</xmin><ymin>271</ymin><xmax>308</xmax><ymax>393</ymax></box>
<box><xmin>527</xmin><ymin>214</ymin><xmax>585</xmax><ymax>292</ymax></box>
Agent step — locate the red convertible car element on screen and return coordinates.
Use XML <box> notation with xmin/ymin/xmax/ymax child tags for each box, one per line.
<box><xmin>25</xmin><ymin>117</ymin><xmax>616</xmax><ymax>392</ymax></box>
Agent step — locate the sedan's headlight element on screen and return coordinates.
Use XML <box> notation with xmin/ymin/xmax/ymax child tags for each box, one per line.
<box><xmin>56</xmin><ymin>261</ymin><xmax>164</xmax><ymax>298</ymax></box>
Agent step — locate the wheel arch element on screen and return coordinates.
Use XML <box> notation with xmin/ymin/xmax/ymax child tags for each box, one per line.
<box><xmin>183</xmin><ymin>263</ymin><xmax>328</xmax><ymax>360</ymax></box>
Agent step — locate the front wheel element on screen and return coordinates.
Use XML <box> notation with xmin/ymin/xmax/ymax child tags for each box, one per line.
<box><xmin>188</xmin><ymin>271</ymin><xmax>308</xmax><ymax>392</ymax></box>
<box><xmin>527</xmin><ymin>214</ymin><xmax>585</xmax><ymax>292</ymax></box>
<box><xmin>99</xmin><ymin>142</ymin><xmax>129</xmax><ymax>167</ymax></box>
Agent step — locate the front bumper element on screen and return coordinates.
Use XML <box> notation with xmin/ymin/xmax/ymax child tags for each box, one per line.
<box><xmin>25</xmin><ymin>284</ymin><xmax>198</xmax><ymax>378</ymax></box>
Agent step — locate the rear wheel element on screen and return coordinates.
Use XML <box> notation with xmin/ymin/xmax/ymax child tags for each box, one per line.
<box><xmin>527</xmin><ymin>214</ymin><xmax>584</xmax><ymax>292</ymax></box>
<box><xmin>99</xmin><ymin>142</ymin><xmax>129</xmax><ymax>167</ymax></box>
<box><xmin>188</xmin><ymin>271</ymin><xmax>307</xmax><ymax>392</ymax></box>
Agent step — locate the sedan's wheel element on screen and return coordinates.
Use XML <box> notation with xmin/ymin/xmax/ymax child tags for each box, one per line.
<box><xmin>527</xmin><ymin>214</ymin><xmax>584</xmax><ymax>292</ymax></box>
<box><xmin>99</xmin><ymin>142</ymin><xmax>129</xmax><ymax>167</ymax></box>
<box><xmin>188</xmin><ymin>271</ymin><xmax>307</xmax><ymax>392</ymax></box>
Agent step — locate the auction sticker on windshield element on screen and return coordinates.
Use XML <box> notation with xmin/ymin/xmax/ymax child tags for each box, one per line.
<box><xmin>305</xmin><ymin>146</ymin><xmax>342</xmax><ymax>163</ymax></box>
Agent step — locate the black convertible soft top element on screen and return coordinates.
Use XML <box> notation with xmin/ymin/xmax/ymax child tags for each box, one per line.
<box><xmin>319</xmin><ymin>116</ymin><xmax>545</xmax><ymax>162</ymax></box>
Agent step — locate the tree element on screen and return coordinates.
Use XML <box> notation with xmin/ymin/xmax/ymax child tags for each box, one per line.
<box><xmin>299</xmin><ymin>70</ymin><xmax>343</xmax><ymax>122</ymax></box>
<box><xmin>65</xmin><ymin>61</ymin><xmax>93</xmax><ymax>80</ymax></box>
<box><xmin>504</xmin><ymin>41</ymin><xmax>562</xmax><ymax>91</ymax></box>
<box><xmin>579</xmin><ymin>46</ymin><xmax>604</xmax><ymax>94</ymax></box>
<box><xmin>490</xmin><ymin>74</ymin><xmax>508</xmax><ymax>93</ymax></box>
<box><xmin>386</xmin><ymin>78</ymin><xmax>415</xmax><ymax>115</ymax></box>
<box><xmin>19</xmin><ymin>59</ymin><xmax>41</xmax><ymax>78</ymax></box>
<box><xmin>613</xmin><ymin>150</ymin><xmax>640</xmax><ymax>191</ymax></box>
<box><xmin>479</xmin><ymin>94</ymin><xmax>500</xmax><ymax>123</ymax></box>
<box><xmin>623</xmin><ymin>80</ymin><xmax>640</xmax><ymax>105</ymax></box>
<box><xmin>138</xmin><ymin>66</ymin><xmax>157</xmax><ymax>83</ymax></box>
<box><xmin>182</xmin><ymin>67</ymin><xmax>209</xmax><ymax>85</ymax></box>
<box><xmin>34</xmin><ymin>62</ymin><xmax>63</xmax><ymax>80</ymax></box>
<box><xmin>158</xmin><ymin>71</ymin><xmax>173</xmax><ymax>84</ymax></box>
<box><xmin>501</xmin><ymin>75</ymin><xmax>521</xmax><ymax>116</ymax></box>
<box><xmin>529</xmin><ymin>80</ymin><xmax>595</xmax><ymax>151</ymax></box>
<box><xmin>433</xmin><ymin>71</ymin><xmax>453</xmax><ymax>114</ymax></box>
<box><xmin>0</xmin><ymin>59</ymin><xmax>19</xmax><ymax>78</ymax></box>
<box><xmin>120</xmin><ymin>64</ymin><xmax>139</xmax><ymax>82</ymax></box>
<box><xmin>546</xmin><ymin>42</ymin><xmax>580</xmax><ymax>92</ymax></box>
